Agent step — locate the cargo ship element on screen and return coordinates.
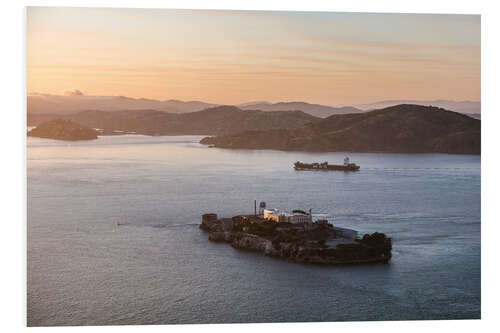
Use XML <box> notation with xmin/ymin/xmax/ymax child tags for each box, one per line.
<box><xmin>294</xmin><ymin>157</ymin><xmax>360</xmax><ymax>171</ymax></box>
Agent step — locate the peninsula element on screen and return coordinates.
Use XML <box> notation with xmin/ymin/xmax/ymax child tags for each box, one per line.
<box><xmin>200</xmin><ymin>104</ymin><xmax>481</xmax><ymax>154</ymax></box>
<box><xmin>200</xmin><ymin>211</ymin><xmax>392</xmax><ymax>265</ymax></box>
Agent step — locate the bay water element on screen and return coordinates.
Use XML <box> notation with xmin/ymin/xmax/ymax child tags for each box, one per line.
<box><xmin>27</xmin><ymin>135</ymin><xmax>481</xmax><ymax>325</ymax></box>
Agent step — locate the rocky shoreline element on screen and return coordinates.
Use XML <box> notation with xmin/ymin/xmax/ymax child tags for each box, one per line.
<box><xmin>200</xmin><ymin>213</ymin><xmax>392</xmax><ymax>265</ymax></box>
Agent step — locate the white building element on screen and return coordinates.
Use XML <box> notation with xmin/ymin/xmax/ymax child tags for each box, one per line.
<box><xmin>263</xmin><ymin>208</ymin><xmax>312</xmax><ymax>224</ymax></box>
<box><xmin>263</xmin><ymin>209</ymin><xmax>289</xmax><ymax>223</ymax></box>
<box><xmin>262</xmin><ymin>204</ymin><xmax>358</xmax><ymax>239</ymax></box>
<box><xmin>291</xmin><ymin>213</ymin><xmax>311</xmax><ymax>224</ymax></box>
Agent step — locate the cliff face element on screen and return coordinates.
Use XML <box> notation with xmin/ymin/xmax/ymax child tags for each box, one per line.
<box><xmin>27</xmin><ymin>119</ymin><xmax>98</xmax><ymax>141</ymax></box>
<box><xmin>200</xmin><ymin>104</ymin><xmax>481</xmax><ymax>154</ymax></box>
<box><xmin>200</xmin><ymin>214</ymin><xmax>392</xmax><ymax>265</ymax></box>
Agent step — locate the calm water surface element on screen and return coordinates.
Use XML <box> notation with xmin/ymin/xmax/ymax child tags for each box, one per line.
<box><xmin>27</xmin><ymin>135</ymin><xmax>481</xmax><ymax>326</ymax></box>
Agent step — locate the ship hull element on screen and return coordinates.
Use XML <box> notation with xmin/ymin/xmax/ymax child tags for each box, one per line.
<box><xmin>294</xmin><ymin>163</ymin><xmax>360</xmax><ymax>171</ymax></box>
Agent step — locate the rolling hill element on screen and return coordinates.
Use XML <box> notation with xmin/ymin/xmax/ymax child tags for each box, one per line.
<box><xmin>200</xmin><ymin>104</ymin><xmax>480</xmax><ymax>154</ymax></box>
<box><xmin>351</xmin><ymin>99</ymin><xmax>481</xmax><ymax>115</ymax></box>
<box><xmin>239</xmin><ymin>101</ymin><xmax>362</xmax><ymax>118</ymax></box>
<box><xmin>31</xmin><ymin>105</ymin><xmax>321</xmax><ymax>136</ymax></box>
<box><xmin>27</xmin><ymin>93</ymin><xmax>215</xmax><ymax>115</ymax></box>
<box><xmin>28</xmin><ymin>93</ymin><xmax>481</xmax><ymax>120</ymax></box>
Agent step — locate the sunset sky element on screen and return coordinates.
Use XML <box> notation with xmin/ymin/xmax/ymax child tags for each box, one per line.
<box><xmin>27</xmin><ymin>7</ymin><xmax>480</xmax><ymax>105</ymax></box>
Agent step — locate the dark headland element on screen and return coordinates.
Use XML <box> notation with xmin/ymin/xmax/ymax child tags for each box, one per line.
<box><xmin>200</xmin><ymin>104</ymin><xmax>481</xmax><ymax>154</ymax></box>
<box><xmin>200</xmin><ymin>213</ymin><xmax>392</xmax><ymax>265</ymax></box>
<box><xmin>27</xmin><ymin>118</ymin><xmax>98</xmax><ymax>141</ymax></box>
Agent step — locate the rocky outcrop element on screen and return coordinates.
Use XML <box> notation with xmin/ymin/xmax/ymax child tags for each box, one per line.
<box><xmin>201</xmin><ymin>213</ymin><xmax>219</xmax><ymax>231</ymax></box>
<box><xmin>200</xmin><ymin>214</ymin><xmax>392</xmax><ymax>265</ymax></box>
<box><xmin>231</xmin><ymin>233</ymin><xmax>273</xmax><ymax>254</ymax></box>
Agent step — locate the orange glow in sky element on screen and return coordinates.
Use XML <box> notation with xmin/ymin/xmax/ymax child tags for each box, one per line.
<box><xmin>27</xmin><ymin>7</ymin><xmax>480</xmax><ymax>105</ymax></box>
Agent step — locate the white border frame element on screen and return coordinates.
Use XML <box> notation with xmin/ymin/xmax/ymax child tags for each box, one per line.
<box><xmin>2</xmin><ymin>1</ymin><xmax>498</xmax><ymax>332</ymax></box>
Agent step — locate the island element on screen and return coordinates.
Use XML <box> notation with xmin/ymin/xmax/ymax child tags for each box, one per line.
<box><xmin>200</xmin><ymin>213</ymin><xmax>392</xmax><ymax>265</ymax></box>
<box><xmin>27</xmin><ymin>118</ymin><xmax>98</xmax><ymax>141</ymax></box>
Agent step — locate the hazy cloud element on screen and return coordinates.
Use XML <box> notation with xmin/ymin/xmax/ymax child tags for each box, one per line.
<box><xmin>63</xmin><ymin>89</ymin><xmax>84</xmax><ymax>96</ymax></box>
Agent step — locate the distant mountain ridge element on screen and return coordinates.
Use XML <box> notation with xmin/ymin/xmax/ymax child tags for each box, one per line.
<box><xmin>28</xmin><ymin>93</ymin><xmax>480</xmax><ymax>118</ymax></box>
<box><xmin>27</xmin><ymin>93</ymin><xmax>216</xmax><ymax>115</ymax></box>
<box><xmin>200</xmin><ymin>104</ymin><xmax>480</xmax><ymax>154</ymax></box>
<box><xmin>238</xmin><ymin>101</ymin><xmax>362</xmax><ymax>118</ymax></box>
<box><xmin>350</xmin><ymin>99</ymin><xmax>481</xmax><ymax>115</ymax></box>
